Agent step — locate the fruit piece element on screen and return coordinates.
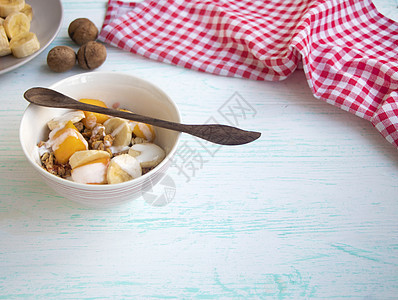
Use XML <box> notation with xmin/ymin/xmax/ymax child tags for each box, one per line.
<box><xmin>120</xmin><ymin>109</ymin><xmax>156</xmax><ymax>142</ymax></box>
<box><xmin>20</xmin><ymin>3</ymin><xmax>32</xmax><ymax>21</ymax></box>
<box><xmin>104</xmin><ymin>117</ymin><xmax>132</xmax><ymax>147</ymax></box>
<box><xmin>0</xmin><ymin>0</ymin><xmax>25</xmax><ymax>18</ymax></box>
<box><xmin>68</xmin><ymin>18</ymin><xmax>98</xmax><ymax>46</ymax></box>
<box><xmin>49</xmin><ymin>121</ymin><xmax>88</xmax><ymax>164</ymax></box>
<box><xmin>9</xmin><ymin>31</ymin><xmax>40</xmax><ymax>58</ymax></box>
<box><xmin>131</xmin><ymin>122</ymin><xmax>156</xmax><ymax>142</ymax></box>
<box><xmin>47</xmin><ymin>110</ymin><xmax>85</xmax><ymax>130</ymax></box>
<box><xmin>107</xmin><ymin>154</ymin><xmax>141</xmax><ymax>184</ymax></box>
<box><xmin>79</xmin><ymin>98</ymin><xmax>109</xmax><ymax>128</ymax></box>
<box><xmin>0</xmin><ymin>25</ymin><xmax>11</xmax><ymax>56</ymax></box>
<box><xmin>128</xmin><ymin>143</ymin><xmax>165</xmax><ymax>168</ymax></box>
<box><xmin>47</xmin><ymin>46</ymin><xmax>76</xmax><ymax>73</ymax></box>
<box><xmin>4</xmin><ymin>12</ymin><xmax>30</xmax><ymax>39</ymax></box>
<box><xmin>0</xmin><ymin>17</ymin><xmax>4</xmax><ymax>26</ymax></box>
<box><xmin>71</xmin><ymin>157</ymin><xmax>110</xmax><ymax>184</ymax></box>
<box><xmin>69</xmin><ymin>150</ymin><xmax>111</xmax><ymax>169</ymax></box>
<box><xmin>77</xmin><ymin>41</ymin><xmax>107</xmax><ymax>70</ymax></box>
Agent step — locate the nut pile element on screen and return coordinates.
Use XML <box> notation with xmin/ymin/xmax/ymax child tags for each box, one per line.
<box><xmin>47</xmin><ymin>18</ymin><xmax>107</xmax><ymax>72</ymax></box>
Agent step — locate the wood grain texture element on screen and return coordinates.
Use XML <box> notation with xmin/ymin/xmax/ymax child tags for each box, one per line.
<box><xmin>24</xmin><ymin>87</ymin><xmax>261</xmax><ymax>145</ymax></box>
<box><xmin>1</xmin><ymin>0</ymin><xmax>398</xmax><ymax>299</ymax></box>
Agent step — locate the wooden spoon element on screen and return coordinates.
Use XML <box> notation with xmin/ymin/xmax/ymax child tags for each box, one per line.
<box><xmin>24</xmin><ymin>87</ymin><xmax>261</xmax><ymax>146</ymax></box>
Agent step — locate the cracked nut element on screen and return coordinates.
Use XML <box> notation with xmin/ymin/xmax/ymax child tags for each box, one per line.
<box><xmin>77</xmin><ymin>41</ymin><xmax>107</xmax><ymax>70</ymax></box>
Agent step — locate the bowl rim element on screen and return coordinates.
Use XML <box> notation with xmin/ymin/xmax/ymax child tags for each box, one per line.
<box><xmin>19</xmin><ymin>71</ymin><xmax>181</xmax><ymax>191</ymax></box>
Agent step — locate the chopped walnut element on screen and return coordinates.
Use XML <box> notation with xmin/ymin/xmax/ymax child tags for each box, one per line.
<box><xmin>91</xmin><ymin>124</ymin><xmax>105</xmax><ymax>140</ymax></box>
<box><xmin>89</xmin><ymin>125</ymin><xmax>113</xmax><ymax>151</ymax></box>
<box><xmin>74</xmin><ymin>121</ymin><xmax>84</xmax><ymax>132</ymax></box>
<box><xmin>82</xmin><ymin>128</ymin><xmax>92</xmax><ymax>139</ymax></box>
<box><xmin>91</xmin><ymin>140</ymin><xmax>105</xmax><ymax>150</ymax></box>
<box><xmin>41</xmin><ymin>152</ymin><xmax>53</xmax><ymax>168</ymax></box>
<box><xmin>40</xmin><ymin>152</ymin><xmax>71</xmax><ymax>178</ymax></box>
<box><xmin>103</xmin><ymin>134</ymin><xmax>114</xmax><ymax>148</ymax></box>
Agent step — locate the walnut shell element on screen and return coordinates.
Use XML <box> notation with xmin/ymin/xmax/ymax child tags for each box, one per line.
<box><xmin>68</xmin><ymin>18</ymin><xmax>98</xmax><ymax>46</ymax></box>
<box><xmin>77</xmin><ymin>41</ymin><xmax>107</xmax><ymax>70</ymax></box>
<box><xmin>47</xmin><ymin>46</ymin><xmax>76</xmax><ymax>72</ymax></box>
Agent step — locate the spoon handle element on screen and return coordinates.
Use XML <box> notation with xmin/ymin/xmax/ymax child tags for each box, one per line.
<box><xmin>24</xmin><ymin>87</ymin><xmax>261</xmax><ymax>146</ymax></box>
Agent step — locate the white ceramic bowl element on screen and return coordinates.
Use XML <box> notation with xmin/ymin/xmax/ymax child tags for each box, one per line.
<box><xmin>20</xmin><ymin>72</ymin><xmax>181</xmax><ymax>207</ymax></box>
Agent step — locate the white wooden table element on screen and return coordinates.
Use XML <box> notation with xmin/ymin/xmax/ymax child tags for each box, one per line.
<box><xmin>1</xmin><ymin>0</ymin><xmax>398</xmax><ymax>298</ymax></box>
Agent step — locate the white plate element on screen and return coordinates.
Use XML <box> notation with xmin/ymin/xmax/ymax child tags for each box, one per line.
<box><xmin>0</xmin><ymin>0</ymin><xmax>63</xmax><ymax>75</ymax></box>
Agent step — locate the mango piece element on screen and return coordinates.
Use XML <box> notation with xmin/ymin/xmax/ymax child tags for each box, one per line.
<box><xmin>119</xmin><ymin>108</ymin><xmax>155</xmax><ymax>141</ymax></box>
<box><xmin>132</xmin><ymin>122</ymin><xmax>156</xmax><ymax>142</ymax></box>
<box><xmin>52</xmin><ymin>121</ymin><xmax>88</xmax><ymax>164</ymax></box>
<box><xmin>79</xmin><ymin>98</ymin><xmax>110</xmax><ymax>128</ymax></box>
<box><xmin>71</xmin><ymin>157</ymin><xmax>110</xmax><ymax>184</ymax></box>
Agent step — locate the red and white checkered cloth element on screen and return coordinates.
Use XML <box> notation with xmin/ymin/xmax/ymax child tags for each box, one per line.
<box><xmin>99</xmin><ymin>0</ymin><xmax>398</xmax><ymax>148</ymax></box>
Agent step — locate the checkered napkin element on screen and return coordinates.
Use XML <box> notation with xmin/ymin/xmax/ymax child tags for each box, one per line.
<box><xmin>99</xmin><ymin>0</ymin><xmax>398</xmax><ymax>148</ymax></box>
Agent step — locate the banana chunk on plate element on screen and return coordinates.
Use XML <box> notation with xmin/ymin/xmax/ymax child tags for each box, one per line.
<box><xmin>107</xmin><ymin>154</ymin><xmax>142</xmax><ymax>184</ymax></box>
<box><xmin>0</xmin><ymin>0</ymin><xmax>25</xmax><ymax>18</ymax></box>
<box><xmin>4</xmin><ymin>11</ymin><xmax>29</xmax><ymax>39</ymax></box>
<box><xmin>128</xmin><ymin>143</ymin><xmax>165</xmax><ymax>168</ymax></box>
<box><xmin>0</xmin><ymin>1</ymin><xmax>40</xmax><ymax>58</ymax></box>
<box><xmin>20</xmin><ymin>3</ymin><xmax>32</xmax><ymax>21</ymax></box>
<box><xmin>9</xmin><ymin>31</ymin><xmax>39</xmax><ymax>58</ymax></box>
<box><xmin>0</xmin><ymin>25</ymin><xmax>11</xmax><ymax>56</ymax></box>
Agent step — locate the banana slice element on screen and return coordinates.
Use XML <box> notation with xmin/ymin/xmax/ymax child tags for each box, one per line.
<box><xmin>128</xmin><ymin>143</ymin><xmax>165</xmax><ymax>168</ymax></box>
<box><xmin>0</xmin><ymin>0</ymin><xmax>25</xmax><ymax>18</ymax></box>
<box><xmin>0</xmin><ymin>25</ymin><xmax>11</xmax><ymax>56</ymax></box>
<box><xmin>69</xmin><ymin>150</ymin><xmax>111</xmax><ymax>169</ymax></box>
<box><xmin>4</xmin><ymin>12</ymin><xmax>30</xmax><ymax>39</ymax></box>
<box><xmin>0</xmin><ymin>17</ymin><xmax>4</xmax><ymax>26</ymax></box>
<box><xmin>47</xmin><ymin>110</ymin><xmax>85</xmax><ymax>131</ymax></box>
<box><xmin>103</xmin><ymin>117</ymin><xmax>132</xmax><ymax>147</ymax></box>
<box><xmin>20</xmin><ymin>3</ymin><xmax>32</xmax><ymax>21</ymax></box>
<box><xmin>107</xmin><ymin>154</ymin><xmax>142</xmax><ymax>184</ymax></box>
<box><xmin>9</xmin><ymin>31</ymin><xmax>40</xmax><ymax>58</ymax></box>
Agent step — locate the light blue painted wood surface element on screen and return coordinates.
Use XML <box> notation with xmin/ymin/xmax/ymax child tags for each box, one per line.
<box><xmin>1</xmin><ymin>0</ymin><xmax>398</xmax><ymax>299</ymax></box>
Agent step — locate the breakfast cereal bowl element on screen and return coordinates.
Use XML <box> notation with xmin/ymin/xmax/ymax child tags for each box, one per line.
<box><xmin>20</xmin><ymin>72</ymin><xmax>181</xmax><ymax>207</ymax></box>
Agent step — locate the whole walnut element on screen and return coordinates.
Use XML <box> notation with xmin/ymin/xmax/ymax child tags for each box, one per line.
<box><xmin>68</xmin><ymin>18</ymin><xmax>98</xmax><ymax>46</ymax></box>
<box><xmin>47</xmin><ymin>46</ymin><xmax>76</xmax><ymax>72</ymax></box>
<box><xmin>77</xmin><ymin>41</ymin><xmax>107</xmax><ymax>70</ymax></box>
